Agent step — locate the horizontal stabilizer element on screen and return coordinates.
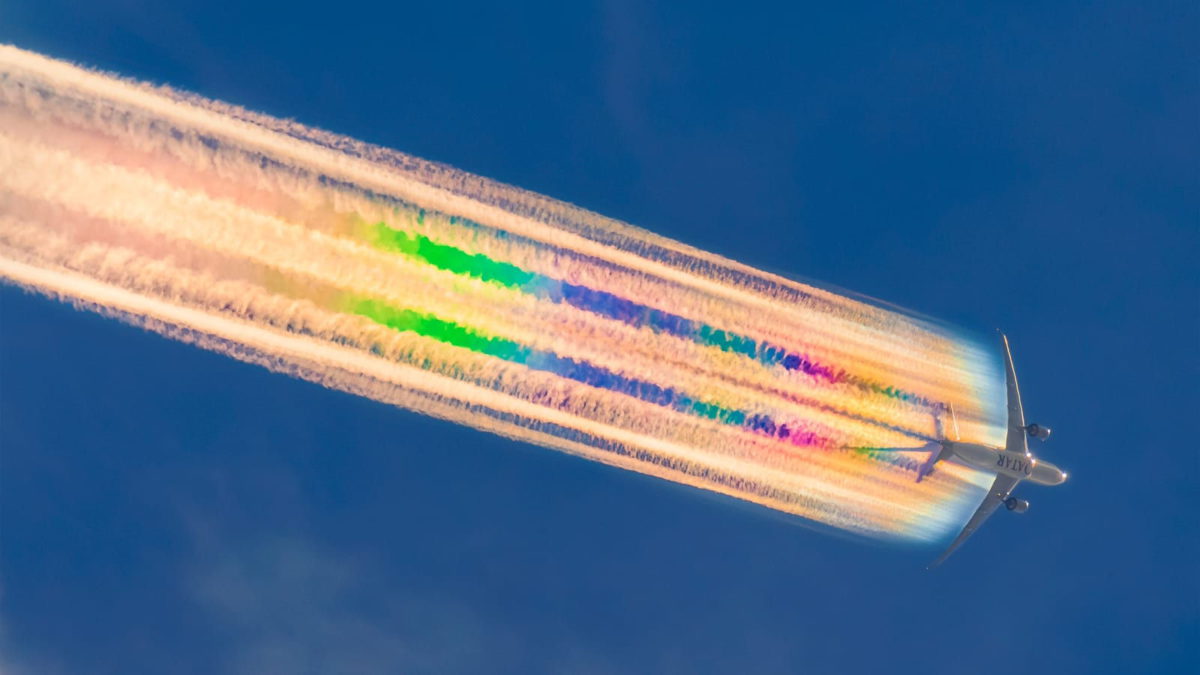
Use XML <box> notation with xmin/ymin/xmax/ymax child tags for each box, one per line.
<box><xmin>915</xmin><ymin>442</ymin><xmax>949</xmax><ymax>482</ymax></box>
<box><xmin>848</xmin><ymin>442</ymin><xmax>944</xmax><ymax>482</ymax></box>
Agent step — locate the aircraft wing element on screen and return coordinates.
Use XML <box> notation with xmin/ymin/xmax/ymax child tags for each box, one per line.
<box><xmin>928</xmin><ymin>472</ymin><xmax>1021</xmax><ymax>568</ymax></box>
<box><xmin>1000</xmin><ymin>332</ymin><xmax>1028</xmax><ymax>456</ymax></box>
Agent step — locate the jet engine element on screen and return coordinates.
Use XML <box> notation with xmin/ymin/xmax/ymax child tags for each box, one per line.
<box><xmin>1004</xmin><ymin>497</ymin><xmax>1030</xmax><ymax>513</ymax></box>
<box><xmin>1025</xmin><ymin>423</ymin><xmax>1052</xmax><ymax>440</ymax></box>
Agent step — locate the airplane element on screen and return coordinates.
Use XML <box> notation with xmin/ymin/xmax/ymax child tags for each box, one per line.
<box><xmin>889</xmin><ymin>331</ymin><xmax>1068</xmax><ymax>567</ymax></box>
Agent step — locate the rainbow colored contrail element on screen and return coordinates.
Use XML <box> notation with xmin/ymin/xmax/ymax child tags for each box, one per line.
<box><xmin>0</xmin><ymin>45</ymin><xmax>1004</xmax><ymax>542</ymax></box>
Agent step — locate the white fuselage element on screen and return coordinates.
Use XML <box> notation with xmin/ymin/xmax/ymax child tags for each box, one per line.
<box><xmin>943</xmin><ymin>441</ymin><xmax>1068</xmax><ymax>486</ymax></box>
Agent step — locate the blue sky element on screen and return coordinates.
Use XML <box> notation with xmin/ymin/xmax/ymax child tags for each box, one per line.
<box><xmin>1</xmin><ymin>2</ymin><xmax>1196</xmax><ymax>673</ymax></box>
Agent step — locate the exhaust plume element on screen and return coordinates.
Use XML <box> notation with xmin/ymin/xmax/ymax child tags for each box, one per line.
<box><xmin>0</xmin><ymin>45</ymin><xmax>1003</xmax><ymax>542</ymax></box>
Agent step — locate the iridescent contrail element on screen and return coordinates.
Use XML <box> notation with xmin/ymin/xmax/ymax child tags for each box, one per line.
<box><xmin>0</xmin><ymin>45</ymin><xmax>1004</xmax><ymax>542</ymax></box>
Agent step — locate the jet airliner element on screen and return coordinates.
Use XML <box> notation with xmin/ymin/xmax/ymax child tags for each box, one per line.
<box><xmin>898</xmin><ymin>332</ymin><xmax>1068</xmax><ymax>567</ymax></box>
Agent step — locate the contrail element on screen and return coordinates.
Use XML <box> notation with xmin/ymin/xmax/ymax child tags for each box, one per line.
<box><xmin>0</xmin><ymin>45</ymin><xmax>1004</xmax><ymax>542</ymax></box>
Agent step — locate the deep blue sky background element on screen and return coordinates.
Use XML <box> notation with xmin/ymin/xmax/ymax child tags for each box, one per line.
<box><xmin>1</xmin><ymin>2</ymin><xmax>1196</xmax><ymax>673</ymax></box>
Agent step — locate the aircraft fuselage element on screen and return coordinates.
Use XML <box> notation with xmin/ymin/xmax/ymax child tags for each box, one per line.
<box><xmin>943</xmin><ymin>441</ymin><xmax>1067</xmax><ymax>486</ymax></box>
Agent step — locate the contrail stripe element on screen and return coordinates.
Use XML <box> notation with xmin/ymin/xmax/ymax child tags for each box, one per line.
<box><xmin>0</xmin><ymin>45</ymin><xmax>1003</xmax><ymax>542</ymax></box>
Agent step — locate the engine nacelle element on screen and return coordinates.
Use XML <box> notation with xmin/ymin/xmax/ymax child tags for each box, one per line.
<box><xmin>1026</xmin><ymin>423</ymin><xmax>1052</xmax><ymax>440</ymax></box>
<box><xmin>1004</xmin><ymin>497</ymin><xmax>1030</xmax><ymax>513</ymax></box>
